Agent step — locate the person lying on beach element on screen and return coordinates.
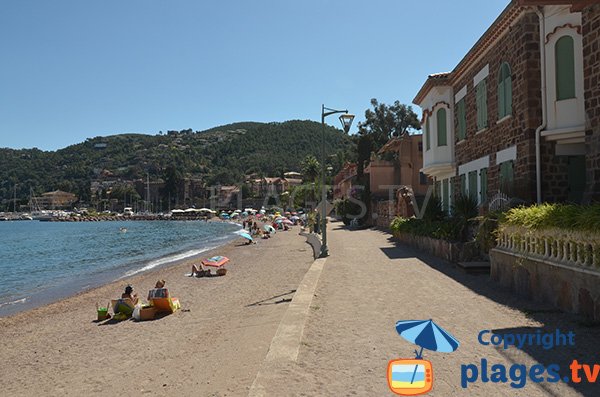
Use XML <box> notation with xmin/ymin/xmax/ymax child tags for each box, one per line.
<box><xmin>122</xmin><ymin>285</ymin><xmax>139</xmax><ymax>305</ymax></box>
<box><xmin>191</xmin><ymin>263</ymin><xmax>211</xmax><ymax>277</ymax></box>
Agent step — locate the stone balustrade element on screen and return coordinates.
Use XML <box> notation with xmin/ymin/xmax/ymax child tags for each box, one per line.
<box><xmin>496</xmin><ymin>225</ymin><xmax>600</xmax><ymax>272</ymax></box>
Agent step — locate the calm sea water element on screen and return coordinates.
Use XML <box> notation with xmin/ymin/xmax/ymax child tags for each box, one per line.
<box><xmin>0</xmin><ymin>220</ymin><xmax>241</xmax><ymax>316</ymax></box>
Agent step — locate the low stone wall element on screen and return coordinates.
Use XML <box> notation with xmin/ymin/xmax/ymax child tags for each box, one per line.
<box><xmin>491</xmin><ymin>248</ymin><xmax>600</xmax><ymax>321</ymax></box>
<box><xmin>396</xmin><ymin>233</ymin><xmax>477</xmax><ymax>263</ymax></box>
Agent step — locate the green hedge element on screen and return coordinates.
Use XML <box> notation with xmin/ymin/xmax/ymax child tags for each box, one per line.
<box><xmin>502</xmin><ymin>203</ymin><xmax>600</xmax><ymax>231</ymax></box>
<box><xmin>390</xmin><ymin>217</ymin><xmax>461</xmax><ymax>241</ymax></box>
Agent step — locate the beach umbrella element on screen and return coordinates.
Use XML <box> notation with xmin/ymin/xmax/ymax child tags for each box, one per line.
<box><xmin>282</xmin><ymin>219</ymin><xmax>293</xmax><ymax>225</ymax></box>
<box><xmin>395</xmin><ymin>319</ymin><xmax>459</xmax><ymax>385</ymax></box>
<box><xmin>201</xmin><ymin>255</ymin><xmax>230</xmax><ymax>268</ymax></box>
<box><xmin>395</xmin><ymin>319</ymin><xmax>459</xmax><ymax>356</ymax></box>
<box><xmin>263</xmin><ymin>225</ymin><xmax>276</xmax><ymax>233</ymax></box>
<box><xmin>290</xmin><ymin>216</ymin><xmax>300</xmax><ymax>221</ymax></box>
<box><xmin>238</xmin><ymin>231</ymin><xmax>253</xmax><ymax>242</ymax></box>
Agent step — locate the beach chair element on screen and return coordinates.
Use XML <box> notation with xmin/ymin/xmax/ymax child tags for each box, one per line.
<box><xmin>111</xmin><ymin>298</ymin><xmax>136</xmax><ymax>317</ymax></box>
<box><xmin>147</xmin><ymin>288</ymin><xmax>181</xmax><ymax>314</ymax></box>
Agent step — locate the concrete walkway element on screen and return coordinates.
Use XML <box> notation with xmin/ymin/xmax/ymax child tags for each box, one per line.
<box><xmin>255</xmin><ymin>220</ymin><xmax>600</xmax><ymax>396</ymax></box>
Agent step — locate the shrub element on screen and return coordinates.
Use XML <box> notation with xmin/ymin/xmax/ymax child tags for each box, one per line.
<box><xmin>390</xmin><ymin>216</ymin><xmax>461</xmax><ymax>241</ymax></box>
<box><xmin>503</xmin><ymin>203</ymin><xmax>600</xmax><ymax>232</ymax></box>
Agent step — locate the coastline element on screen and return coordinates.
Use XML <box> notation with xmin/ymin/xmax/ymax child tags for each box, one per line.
<box><xmin>0</xmin><ymin>226</ymin><xmax>315</xmax><ymax>396</ymax></box>
<box><xmin>0</xmin><ymin>219</ymin><xmax>241</xmax><ymax>318</ymax></box>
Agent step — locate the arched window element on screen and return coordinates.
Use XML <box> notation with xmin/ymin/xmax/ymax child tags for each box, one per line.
<box><xmin>555</xmin><ymin>35</ymin><xmax>575</xmax><ymax>100</ymax></box>
<box><xmin>498</xmin><ymin>62</ymin><xmax>512</xmax><ymax>118</ymax></box>
<box><xmin>437</xmin><ymin>108</ymin><xmax>447</xmax><ymax>146</ymax></box>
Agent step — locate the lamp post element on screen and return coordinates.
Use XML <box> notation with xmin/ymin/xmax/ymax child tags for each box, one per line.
<box><xmin>320</xmin><ymin>105</ymin><xmax>354</xmax><ymax>257</ymax></box>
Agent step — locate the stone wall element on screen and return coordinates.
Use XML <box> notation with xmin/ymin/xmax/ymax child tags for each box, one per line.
<box><xmin>452</xmin><ymin>11</ymin><xmax>545</xmax><ymax>204</ymax></box>
<box><xmin>491</xmin><ymin>248</ymin><xmax>600</xmax><ymax>321</ymax></box>
<box><xmin>582</xmin><ymin>5</ymin><xmax>600</xmax><ymax>203</ymax></box>
<box><xmin>373</xmin><ymin>199</ymin><xmax>396</xmax><ymax>228</ymax></box>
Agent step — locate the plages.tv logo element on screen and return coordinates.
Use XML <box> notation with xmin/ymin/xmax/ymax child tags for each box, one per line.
<box><xmin>387</xmin><ymin>319</ymin><xmax>460</xmax><ymax>396</ymax></box>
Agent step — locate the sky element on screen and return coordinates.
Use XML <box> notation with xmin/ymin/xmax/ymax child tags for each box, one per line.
<box><xmin>0</xmin><ymin>0</ymin><xmax>509</xmax><ymax>151</ymax></box>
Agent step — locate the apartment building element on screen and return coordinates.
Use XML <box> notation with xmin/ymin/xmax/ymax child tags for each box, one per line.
<box><xmin>414</xmin><ymin>0</ymin><xmax>600</xmax><ymax>212</ymax></box>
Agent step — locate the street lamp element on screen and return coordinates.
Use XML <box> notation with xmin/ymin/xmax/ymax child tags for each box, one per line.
<box><xmin>320</xmin><ymin>105</ymin><xmax>354</xmax><ymax>257</ymax></box>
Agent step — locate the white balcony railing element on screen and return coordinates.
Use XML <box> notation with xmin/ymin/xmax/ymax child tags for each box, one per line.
<box><xmin>496</xmin><ymin>225</ymin><xmax>600</xmax><ymax>272</ymax></box>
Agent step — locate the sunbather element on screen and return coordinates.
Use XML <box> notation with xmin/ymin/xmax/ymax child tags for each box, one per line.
<box><xmin>191</xmin><ymin>263</ymin><xmax>211</xmax><ymax>277</ymax></box>
<box><xmin>121</xmin><ymin>285</ymin><xmax>139</xmax><ymax>305</ymax></box>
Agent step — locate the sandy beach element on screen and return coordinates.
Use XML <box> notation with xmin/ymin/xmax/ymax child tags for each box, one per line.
<box><xmin>0</xmin><ymin>227</ymin><xmax>314</xmax><ymax>397</ymax></box>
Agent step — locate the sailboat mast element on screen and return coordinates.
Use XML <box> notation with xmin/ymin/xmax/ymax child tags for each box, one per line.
<box><xmin>146</xmin><ymin>173</ymin><xmax>150</xmax><ymax>213</ymax></box>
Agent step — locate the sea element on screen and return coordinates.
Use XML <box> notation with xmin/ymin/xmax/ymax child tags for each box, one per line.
<box><xmin>0</xmin><ymin>220</ymin><xmax>241</xmax><ymax>317</ymax></box>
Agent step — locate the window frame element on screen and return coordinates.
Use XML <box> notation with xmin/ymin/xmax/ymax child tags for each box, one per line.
<box><xmin>555</xmin><ymin>35</ymin><xmax>576</xmax><ymax>101</ymax></box>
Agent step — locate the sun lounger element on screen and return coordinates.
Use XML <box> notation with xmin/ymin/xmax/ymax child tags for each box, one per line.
<box><xmin>147</xmin><ymin>288</ymin><xmax>180</xmax><ymax>314</ymax></box>
<box><xmin>111</xmin><ymin>298</ymin><xmax>136</xmax><ymax>317</ymax></box>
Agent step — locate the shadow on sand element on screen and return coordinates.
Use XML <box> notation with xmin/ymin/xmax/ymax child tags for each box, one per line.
<box><xmin>370</xmin><ymin>227</ymin><xmax>600</xmax><ymax>397</ymax></box>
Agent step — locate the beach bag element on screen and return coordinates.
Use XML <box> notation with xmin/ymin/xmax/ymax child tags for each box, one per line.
<box><xmin>133</xmin><ymin>304</ymin><xmax>142</xmax><ymax>321</ymax></box>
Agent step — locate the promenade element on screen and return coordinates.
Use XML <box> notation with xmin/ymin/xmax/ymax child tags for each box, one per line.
<box><xmin>255</xmin><ymin>220</ymin><xmax>600</xmax><ymax>396</ymax></box>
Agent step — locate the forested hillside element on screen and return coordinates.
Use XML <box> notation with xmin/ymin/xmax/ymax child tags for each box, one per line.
<box><xmin>0</xmin><ymin>120</ymin><xmax>355</xmax><ymax>209</ymax></box>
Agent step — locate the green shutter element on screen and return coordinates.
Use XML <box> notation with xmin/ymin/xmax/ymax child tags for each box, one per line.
<box><xmin>498</xmin><ymin>63</ymin><xmax>512</xmax><ymax>119</ymax></box>
<box><xmin>437</xmin><ymin>108</ymin><xmax>447</xmax><ymax>146</ymax></box>
<box><xmin>498</xmin><ymin>80</ymin><xmax>505</xmax><ymax>119</ymax></box>
<box><xmin>499</xmin><ymin>161</ymin><xmax>514</xmax><ymax>194</ymax></box>
<box><xmin>457</xmin><ymin>99</ymin><xmax>466</xmax><ymax>140</ymax></box>
<box><xmin>506</xmin><ymin>75</ymin><xmax>512</xmax><ymax>115</ymax></box>
<box><xmin>435</xmin><ymin>180</ymin><xmax>441</xmax><ymax>198</ymax></box>
<box><xmin>425</xmin><ymin>118</ymin><xmax>431</xmax><ymax>150</ymax></box>
<box><xmin>480</xmin><ymin>168</ymin><xmax>488</xmax><ymax>204</ymax></box>
<box><xmin>460</xmin><ymin>174</ymin><xmax>467</xmax><ymax>196</ymax></box>
<box><xmin>468</xmin><ymin>171</ymin><xmax>478</xmax><ymax>201</ymax></box>
<box><xmin>556</xmin><ymin>36</ymin><xmax>576</xmax><ymax>100</ymax></box>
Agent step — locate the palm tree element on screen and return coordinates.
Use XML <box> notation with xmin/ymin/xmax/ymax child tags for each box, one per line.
<box><xmin>301</xmin><ymin>155</ymin><xmax>320</xmax><ymax>183</ymax></box>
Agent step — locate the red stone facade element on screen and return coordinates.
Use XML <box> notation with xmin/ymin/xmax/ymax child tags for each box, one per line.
<box><xmin>451</xmin><ymin>11</ymin><xmax>548</xmax><ymax>203</ymax></box>
<box><xmin>582</xmin><ymin>4</ymin><xmax>600</xmax><ymax>202</ymax></box>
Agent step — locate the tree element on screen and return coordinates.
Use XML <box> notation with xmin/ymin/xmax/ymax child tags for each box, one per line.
<box><xmin>357</xmin><ymin>98</ymin><xmax>421</xmax><ymax>150</ymax></box>
<box><xmin>161</xmin><ymin>165</ymin><xmax>183</xmax><ymax>204</ymax></box>
<box><xmin>301</xmin><ymin>155</ymin><xmax>320</xmax><ymax>183</ymax></box>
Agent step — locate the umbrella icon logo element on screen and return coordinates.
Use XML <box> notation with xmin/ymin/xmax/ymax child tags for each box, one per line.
<box><xmin>387</xmin><ymin>319</ymin><xmax>460</xmax><ymax>396</ymax></box>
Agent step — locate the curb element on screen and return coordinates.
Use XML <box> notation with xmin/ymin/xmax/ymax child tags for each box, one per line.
<box><xmin>248</xmin><ymin>257</ymin><xmax>326</xmax><ymax>396</ymax></box>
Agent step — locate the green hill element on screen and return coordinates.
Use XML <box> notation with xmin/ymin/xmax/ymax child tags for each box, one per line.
<box><xmin>0</xmin><ymin>120</ymin><xmax>355</xmax><ymax>209</ymax></box>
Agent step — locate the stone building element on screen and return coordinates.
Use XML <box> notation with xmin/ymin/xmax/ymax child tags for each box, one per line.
<box><xmin>414</xmin><ymin>0</ymin><xmax>600</xmax><ymax>212</ymax></box>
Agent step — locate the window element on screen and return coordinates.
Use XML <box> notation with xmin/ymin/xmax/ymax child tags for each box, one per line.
<box><xmin>499</xmin><ymin>161</ymin><xmax>514</xmax><ymax>195</ymax></box>
<box><xmin>468</xmin><ymin>171</ymin><xmax>478</xmax><ymax>201</ymax></box>
<box><xmin>419</xmin><ymin>172</ymin><xmax>428</xmax><ymax>185</ymax></box>
<box><xmin>425</xmin><ymin>118</ymin><xmax>431</xmax><ymax>150</ymax></box>
<box><xmin>480</xmin><ymin>168</ymin><xmax>488</xmax><ymax>204</ymax></box>
<box><xmin>498</xmin><ymin>63</ymin><xmax>512</xmax><ymax>118</ymax></box>
<box><xmin>435</xmin><ymin>180</ymin><xmax>441</xmax><ymax>198</ymax></box>
<box><xmin>437</xmin><ymin>108</ymin><xmax>447</xmax><ymax>146</ymax></box>
<box><xmin>456</xmin><ymin>99</ymin><xmax>466</xmax><ymax>141</ymax></box>
<box><xmin>476</xmin><ymin>80</ymin><xmax>488</xmax><ymax>130</ymax></box>
<box><xmin>556</xmin><ymin>36</ymin><xmax>576</xmax><ymax>100</ymax></box>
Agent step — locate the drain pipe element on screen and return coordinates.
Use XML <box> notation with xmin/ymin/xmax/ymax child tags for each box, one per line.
<box><xmin>535</xmin><ymin>6</ymin><xmax>547</xmax><ymax>204</ymax></box>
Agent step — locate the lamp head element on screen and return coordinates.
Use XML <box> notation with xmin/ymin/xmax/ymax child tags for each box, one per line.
<box><xmin>339</xmin><ymin>113</ymin><xmax>355</xmax><ymax>133</ymax></box>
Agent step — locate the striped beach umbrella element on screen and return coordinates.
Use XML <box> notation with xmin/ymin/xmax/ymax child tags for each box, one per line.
<box><xmin>395</xmin><ymin>319</ymin><xmax>459</xmax><ymax>356</ymax></box>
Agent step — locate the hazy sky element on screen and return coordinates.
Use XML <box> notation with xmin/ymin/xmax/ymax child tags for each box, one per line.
<box><xmin>0</xmin><ymin>0</ymin><xmax>509</xmax><ymax>151</ymax></box>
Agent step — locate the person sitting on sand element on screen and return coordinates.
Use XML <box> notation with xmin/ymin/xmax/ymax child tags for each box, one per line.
<box><xmin>122</xmin><ymin>285</ymin><xmax>139</xmax><ymax>305</ymax></box>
